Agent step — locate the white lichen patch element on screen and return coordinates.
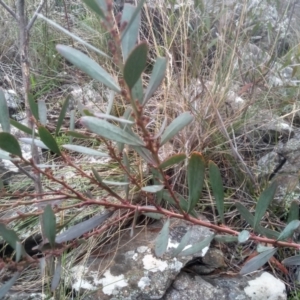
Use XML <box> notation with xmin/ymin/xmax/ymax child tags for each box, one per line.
<box><xmin>167</xmin><ymin>239</ymin><xmax>179</xmax><ymax>250</ymax></box>
<box><xmin>138</xmin><ymin>277</ymin><xmax>151</xmax><ymax>290</ymax></box>
<box><xmin>142</xmin><ymin>254</ymin><xmax>168</xmax><ymax>272</ymax></box>
<box><xmin>168</xmin><ymin>258</ymin><xmax>183</xmax><ymax>272</ymax></box>
<box><xmin>71</xmin><ymin>265</ymin><xmax>97</xmax><ymax>291</ymax></box>
<box><xmin>137</xmin><ymin>246</ymin><xmax>149</xmax><ymax>253</ymax></box>
<box><xmin>95</xmin><ymin>269</ymin><xmax>128</xmax><ymax>295</ymax></box>
<box><xmin>244</xmin><ymin>272</ymin><xmax>286</xmax><ymax>300</ymax></box>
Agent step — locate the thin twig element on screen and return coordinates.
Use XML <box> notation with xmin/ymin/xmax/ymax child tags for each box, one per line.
<box><xmin>0</xmin><ymin>0</ymin><xmax>19</xmax><ymax>21</ymax></box>
<box><xmin>27</xmin><ymin>0</ymin><xmax>46</xmax><ymax>31</ymax></box>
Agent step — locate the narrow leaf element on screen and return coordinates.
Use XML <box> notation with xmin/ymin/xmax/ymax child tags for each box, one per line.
<box><xmin>42</xmin><ymin>205</ymin><xmax>56</xmax><ymax>249</ymax></box>
<box><xmin>38</xmin><ymin>126</ymin><xmax>61</xmax><ymax>155</ymax></box>
<box><xmin>66</xmin><ymin>130</ymin><xmax>91</xmax><ymax>139</ymax></box>
<box><xmin>81</xmin><ymin>116</ymin><xmax>144</xmax><ymax>146</ymax></box>
<box><xmin>282</xmin><ymin>255</ymin><xmax>300</xmax><ymax>266</ymax></box>
<box><xmin>69</xmin><ymin>110</ymin><xmax>75</xmax><ymax>143</ymax></box>
<box><xmin>56</xmin><ymin>45</ymin><xmax>121</xmax><ymax>93</ymax></box>
<box><xmin>102</xmin><ymin>180</ymin><xmax>129</xmax><ymax>186</ymax></box>
<box><xmin>28</xmin><ymin>93</ymin><xmax>39</xmax><ymax>120</ymax></box>
<box><xmin>51</xmin><ymin>259</ymin><xmax>62</xmax><ymax>291</ymax></box>
<box><xmin>142</xmin><ymin>185</ymin><xmax>164</xmax><ymax>193</ymax></box>
<box><xmin>94</xmin><ymin>112</ymin><xmax>134</xmax><ymax>124</ymax></box>
<box><xmin>214</xmin><ymin>235</ymin><xmax>238</xmax><ymax>243</ymax></box>
<box><xmin>209</xmin><ymin>161</ymin><xmax>224</xmax><ymax>223</ymax></box>
<box><xmin>15</xmin><ymin>241</ymin><xmax>23</xmax><ymax>262</ymax></box>
<box><xmin>56</xmin><ymin>96</ymin><xmax>70</xmax><ymax>136</ymax></box>
<box><xmin>187</xmin><ymin>152</ymin><xmax>205</xmax><ymax>213</ymax></box>
<box><xmin>239</xmin><ymin>248</ymin><xmax>277</xmax><ymax>275</ymax></box>
<box><xmin>277</xmin><ymin>220</ymin><xmax>300</xmax><ymax>241</ymax></box>
<box><xmin>131</xmin><ymin>78</ymin><xmax>144</xmax><ymax>104</ymax></box>
<box><xmin>92</xmin><ymin>167</ymin><xmax>104</xmax><ymax>184</ymax></box>
<box><xmin>56</xmin><ymin>211</ymin><xmax>113</xmax><ymax>243</ymax></box>
<box><xmin>180</xmin><ymin>234</ymin><xmax>214</xmax><ymax>257</ymax></box>
<box><xmin>143</xmin><ymin>57</ymin><xmax>167</xmax><ymax>105</ymax></box>
<box><xmin>62</xmin><ymin>144</ymin><xmax>110</xmax><ymax>157</ymax></box>
<box><xmin>0</xmin><ymin>88</ymin><xmax>10</xmax><ymax>132</ymax></box>
<box><xmin>0</xmin><ymin>132</ymin><xmax>22</xmax><ymax>157</ymax></box>
<box><xmin>19</xmin><ymin>137</ymin><xmax>49</xmax><ymax>150</ymax></box>
<box><xmin>10</xmin><ymin>119</ymin><xmax>35</xmax><ymax>136</ymax></box>
<box><xmin>82</xmin><ymin>0</ymin><xmax>106</xmax><ymax>18</ymax></box>
<box><xmin>160</xmin><ymin>112</ymin><xmax>194</xmax><ymax>146</ymax></box>
<box><xmin>235</xmin><ymin>202</ymin><xmax>254</xmax><ymax>226</ymax></box>
<box><xmin>38</xmin><ymin>100</ymin><xmax>47</xmax><ymax>125</ymax></box>
<box><xmin>0</xmin><ymin>272</ymin><xmax>20</xmax><ymax>298</ymax></box>
<box><xmin>172</xmin><ymin>229</ymin><xmax>192</xmax><ymax>257</ymax></box>
<box><xmin>124</xmin><ymin>43</ymin><xmax>148</xmax><ymax>89</ymax></box>
<box><xmin>155</xmin><ymin>218</ymin><xmax>170</xmax><ymax>257</ymax></box>
<box><xmin>238</xmin><ymin>230</ymin><xmax>250</xmax><ymax>243</ymax></box>
<box><xmin>121</xmin><ymin>4</ymin><xmax>141</xmax><ymax>60</ymax></box>
<box><xmin>288</xmin><ymin>201</ymin><xmax>299</xmax><ymax>223</ymax></box>
<box><xmin>121</xmin><ymin>0</ymin><xmax>146</xmax><ymax>44</ymax></box>
<box><xmin>257</xmin><ymin>244</ymin><xmax>274</xmax><ymax>253</ymax></box>
<box><xmin>159</xmin><ymin>153</ymin><xmax>186</xmax><ymax>169</ymax></box>
<box><xmin>253</xmin><ymin>181</ymin><xmax>277</xmax><ymax>230</ymax></box>
<box><xmin>0</xmin><ymin>224</ymin><xmax>24</xmax><ymax>255</ymax></box>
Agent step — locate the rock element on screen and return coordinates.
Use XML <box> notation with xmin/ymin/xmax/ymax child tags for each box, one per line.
<box><xmin>67</xmin><ymin>218</ymin><xmax>214</xmax><ymax>299</ymax></box>
<box><xmin>164</xmin><ymin>271</ymin><xmax>287</xmax><ymax>300</ymax></box>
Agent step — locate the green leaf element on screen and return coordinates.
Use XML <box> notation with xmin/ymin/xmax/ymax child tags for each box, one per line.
<box><xmin>15</xmin><ymin>241</ymin><xmax>23</xmax><ymax>262</ymax></box>
<box><xmin>0</xmin><ymin>149</ymin><xmax>15</xmax><ymax>160</ymax></box>
<box><xmin>214</xmin><ymin>235</ymin><xmax>238</xmax><ymax>243</ymax></box>
<box><xmin>94</xmin><ymin>113</ymin><xmax>135</xmax><ymax>124</ymax></box>
<box><xmin>160</xmin><ymin>112</ymin><xmax>194</xmax><ymax>146</ymax></box>
<box><xmin>82</xmin><ymin>0</ymin><xmax>106</xmax><ymax>18</ymax></box>
<box><xmin>42</xmin><ymin>205</ymin><xmax>56</xmax><ymax>249</ymax></box>
<box><xmin>257</xmin><ymin>244</ymin><xmax>274</xmax><ymax>253</ymax></box>
<box><xmin>102</xmin><ymin>180</ymin><xmax>129</xmax><ymax>186</ymax></box>
<box><xmin>142</xmin><ymin>185</ymin><xmax>165</xmax><ymax>193</ymax></box>
<box><xmin>56</xmin><ymin>45</ymin><xmax>121</xmax><ymax>93</ymax></box>
<box><xmin>235</xmin><ymin>202</ymin><xmax>254</xmax><ymax>226</ymax></box>
<box><xmin>124</xmin><ymin>43</ymin><xmax>148</xmax><ymax>89</ymax></box>
<box><xmin>277</xmin><ymin>220</ymin><xmax>300</xmax><ymax>241</ymax></box>
<box><xmin>81</xmin><ymin>116</ymin><xmax>144</xmax><ymax>146</ymax></box>
<box><xmin>179</xmin><ymin>234</ymin><xmax>214</xmax><ymax>257</ymax></box>
<box><xmin>69</xmin><ymin>110</ymin><xmax>75</xmax><ymax>143</ymax></box>
<box><xmin>51</xmin><ymin>259</ymin><xmax>62</xmax><ymax>291</ymax></box>
<box><xmin>0</xmin><ymin>132</ymin><xmax>22</xmax><ymax>157</ymax></box>
<box><xmin>208</xmin><ymin>161</ymin><xmax>224</xmax><ymax>223</ymax></box>
<box><xmin>38</xmin><ymin>126</ymin><xmax>61</xmax><ymax>155</ymax></box>
<box><xmin>159</xmin><ymin>153</ymin><xmax>186</xmax><ymax>169</ymax></box>
<box><xmin>0</xmin><ymin>224</ymin><xmax>25</xmax><ymax>256</ymax></box>
<box><xmin>19</xmin><ymin>137</ymin><xmax>49</xmax><ymax>150</ymax></box>
<box><xmin>92</xmin><ymin>167</ymin><xmax>104</xmax><ymax>183</ymax></box>
<box><xmin>38</xmin><ymin>100</ymin><xmax>47</xmax><ymax>125</ymax></box>
<box><xmin>288</xmin><ymin>201</ymin><xmax>299</xmax><ymax>223</ymax></box>
<box><xmin>0</xmin><ymin>272</ymin><xmax>20</xmax><ymax>298</ymax></box>
<box><xmin>238</xmin><ymin>230</ymin><xmax>250</xmax><ymax>243</ymax></box>
<box><xmin>10</xmin><ymin>119</ymin><xmax>35</xmax><ymax>136</ymax></box>
<box><xmin>131</xmin><ymin>78</ymin><xmax>144</xmax><ymax>104</ymax></box>
<box><xmin>172</xmin><ymin>229</ymin><xmax>191</xmax><ymax>257</ymax></box>
<box><xmin>121</xmin><ymin>3</ymin><xmax>141</xmax><ymax>60</ymax></box>
<box><xmin>187</xmin><ymin>152</ymin><xmax>205</xmax><ymax>213</ymax></box>
<box><xmin>62</xmin><ymin>144</ymin><xmax>110</xmax><ymax>157</ymax></box>
<box><xmin>282</xmin><ymin>255</ymin><xmax>300</xmax><ymax>266</ymax></box>
<box><xmin>0</xmin><ymin>88</ymin><xmax>10</xmax><ymax>132</ymax></box>
<box><xmin>28</xmin><ymin>93</ymin><xmax>39</xmax><ymax>121</ymax></box>
<box><xmin>56</xmin><ymin>96</ymin><xmax>70</xmax><ymax>136</ymax></box>
<box><xmin>155</xmin><ymin>218</ymin><xmax>170</xmax><ymax>257</ymax></box>
<box><xmin>239</xmin><ymin>248</ymin><xmax>277</xmax><ymax>275</ymax></box>
<box><xmin>66</xmin><ymin>130</ymin><xmax>91</xmax><ymax>139</ymax></box>
<box><xmin>143</xmin><ymin>57</ymin><xmax>167</xmax><ymax>105</ymax></box>
<box><xmin>142</xmin><ymin>212</ymin><xmax>163</xmax><ymax>220</ymax></box>
<box><xmin>253</xmin><ymin>181</ymin><xmax>277</xmax><ymax>230</ymax></box>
